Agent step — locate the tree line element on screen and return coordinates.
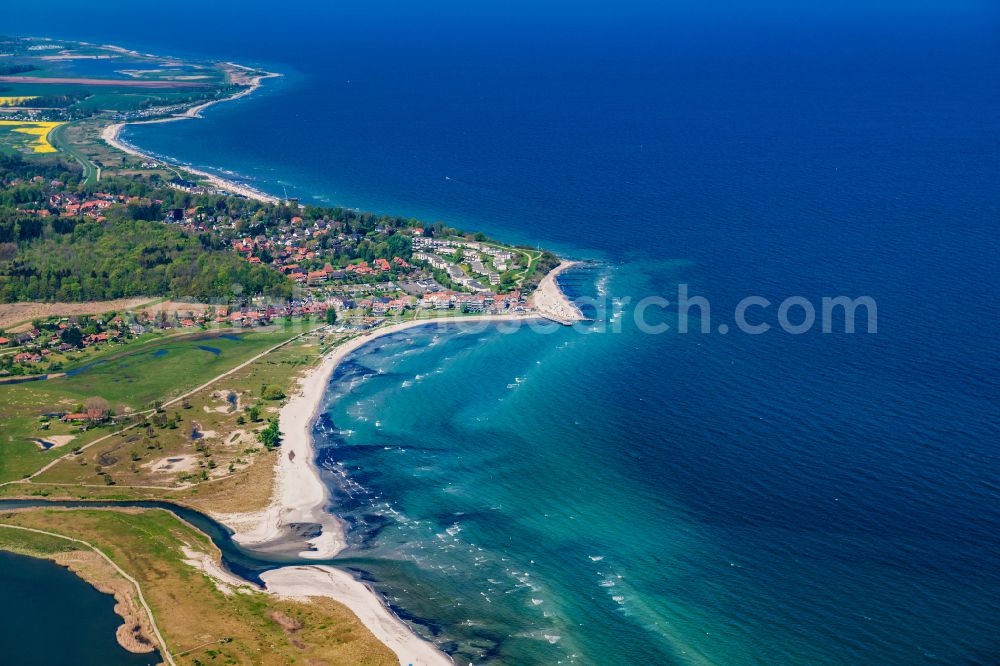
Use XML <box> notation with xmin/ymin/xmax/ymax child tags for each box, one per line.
<box><xmin>0</xmin><ymin>217</ymin><xmax>290</xmax><ymax>302</ymax></box>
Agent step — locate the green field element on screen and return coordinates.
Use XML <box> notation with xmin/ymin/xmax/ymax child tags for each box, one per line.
<box><xmin>40</xmin><ymin>118</ymin><xmax>130</xmax><ymax>174</ymax></box>
<box><xmin>46</xmin><ymin>122</ymin><xmax>97</xmax><ymax>183</ymax></box>
<box><xmin>0</xmin><ymin>39</ymin><xmax>241</xmax><ymax>180</ymax></box>
<box><xmin>54</xmin><ymin>328</ymin><xmax>301</xmax><ymax>406</ymax></box>
<box><xmin>0</xmin><ymin>82</ymin><xmax>87</xmax><ymax>97</ymax></box>
<box><xmin>0</xmin><ymin>508</ymin><xmax>396</xmax><ymax>665</ymax></box>
<box><xmin>0</xmin><ymin>325</ymin><xmax>307</xmax><ymax>483</ymax></box>
<box><xmin>72</xmin><ymin>92</ymin><xmax>158</xmax><ymax>111</ymax></box>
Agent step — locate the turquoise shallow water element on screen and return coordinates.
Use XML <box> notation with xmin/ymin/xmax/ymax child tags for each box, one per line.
<box><xmin>314</xmin><ymin>262</ymin><xmax>999</xmax><ymax>665</ymax></box>
<box><xmin>128</xmin><ymin>16</ymin><xmax>1000</xmax><ymax>664</ymax></box>
<box><xmin>5</xmin><ymin>3</ymin><xmax>999</xmax><ymax>663</ymax></box>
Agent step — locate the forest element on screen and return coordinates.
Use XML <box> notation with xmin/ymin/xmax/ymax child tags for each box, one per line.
<box><xmin>0</xmin><ymin>214</ymin><xmax>290</xmax><ymax>302</ymax></box>
<box><xmin>0</xmin><ymin>156</ymin><xmax>290</xmax><ymax>302</ymax></box>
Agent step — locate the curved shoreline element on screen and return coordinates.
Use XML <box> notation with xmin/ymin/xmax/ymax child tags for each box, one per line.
<box><xmin>262</xmin><ymin>565</ymin><xmax>452</xmax><ymax>666</ymax></box>
<box><xmin>92</xmin><ymin>52</ymin><xmax>581</xmax><ymax>665</ymax></box>
<box><xmin>0</xmin><ymin>523</ymin><xmax>174</xmax><ymax>664</ymax></box>
<box><xmin>218</xmin><ymin>314</ymin><xmax>551</xmax><ymax>666</ymax></box>
<box><xmin>531</xmin><ymin>260</ymin><xmax>585</xmax><ymax>322</ymax></box>
<box><xmin>99</xmin><ymin>64</ymin><xmax>282</xmax><ymax>204</ymax></box>
<box><xmin>221</xmin><ymin>314</ymin><xmax>547</xmax><ymax>558</ymax></box>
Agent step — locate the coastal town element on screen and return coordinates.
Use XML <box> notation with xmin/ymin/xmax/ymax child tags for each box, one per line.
<box><xmin>0</xmin><ymin>168</ymin><xmax>577</xmax><ymax>379</ymax></box>
<box><xmin>3</xmin><ymin>4</ymin><xmax>994</xmax><ymax>666</ymax></box>
<box><xmin>0</xmin><ymin>35</ymin><xmax>584</xmax><ymax>666</ymax></box>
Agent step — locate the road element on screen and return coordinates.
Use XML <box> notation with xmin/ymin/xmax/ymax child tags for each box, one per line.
<box><xmin>0</xmin><ymin>523</ymin><xmax>177</xmax><ymax>666</ymax></box>
<box><xmin>48</xmin><ymin>122</ymin><xmax>100</xmax><ymax>185</ymax></box>
<box><xmin>1</xmin><ymin>324</ymin><xmax>323</xmax><ymax>486</ymax></box>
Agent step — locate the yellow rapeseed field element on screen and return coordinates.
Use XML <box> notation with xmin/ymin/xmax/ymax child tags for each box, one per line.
<box><xmin>0</xmin><ymin>120</ymin><xmax>63</xmax><ymax>153</ymax></box>
<box><xmin>0</xmin><ymin>96</ymin><xmax>39</xmax><ymax>107</ymax></box>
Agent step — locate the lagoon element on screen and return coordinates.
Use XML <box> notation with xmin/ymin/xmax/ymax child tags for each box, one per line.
<box><xmin>0</xmin><ymin>550</ymin><xmax>160</xmax><ymax>666</ymax></box>
<box><xmin>125</xmin><ymin>16</ymin><xmax>1000</xmax><ymax>662</ymax></box>
<box><xmin>5</xmin><ymin>3</ymin><xmax>999</xmax><ymax>663</ymax></box>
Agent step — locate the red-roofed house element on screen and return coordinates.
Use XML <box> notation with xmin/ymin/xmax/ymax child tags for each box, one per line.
<box><xmin>347</xmin><ymin>262</ymin><xmax>374</xmax><ymax>275</ymax></box>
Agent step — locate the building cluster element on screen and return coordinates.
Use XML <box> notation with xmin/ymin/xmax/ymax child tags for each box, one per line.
<box><xmin>0</xmin><ymin>316</ymin><xmax>133</xmax><ymax>376</ymax></box>
<box><xmin>264</xmin><ymin>255</ymin><xmax>414</xmax><ymax>285</ymax></box>
<box><xmin>412</xmin><ymin>236</ymin><xmax>516</xmax><ymax>290</ymax></box>
<box><xmin>418</xmin><ymin>290</ymin><xmax>526</xmax><ymax>313</ymax></box>
<box><xmin>155</xmin><ymin>193</ymin><xmax>535</xmax><ymax>307</ymax></box>
<box><xmin>111</xmin><ymin>99</ymin><xmax>210</xmax><ymax>122</ymax></box>
<box><xmin>177</xmin><ymin>209</ymin><xmax>533</xmax><ymax>317</ymax></box>
<box><xmin>10</xmin><ymin>183</ymin><xmax>158</xmax><ymax>221</ymax></box>
<box><xmin>0</xmin><ymin>301</ymin><xmax>331</xmax><ymax>376</ymax></box>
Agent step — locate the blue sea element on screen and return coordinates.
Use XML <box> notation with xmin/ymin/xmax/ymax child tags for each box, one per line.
<box><xmin>9</xmin><ymin>2</ymin><xmax>1000</xmax><ymax>664</ymax></box>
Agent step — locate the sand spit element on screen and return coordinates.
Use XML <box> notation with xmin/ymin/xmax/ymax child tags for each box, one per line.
<box><xmin>531</xmin><ymin>260</ymin><xmax>586</xmax><ymax>322</ymax></box>
<box><xmin>262</xmin><ymin>565</ymin><xmax>452</xmax><ymax>666</ymax></box>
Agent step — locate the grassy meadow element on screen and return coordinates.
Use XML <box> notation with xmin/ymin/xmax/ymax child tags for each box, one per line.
<box><xmin>0</xmin><ymin>324</ymin><xmax>315</xmax><ymax>484</ymax></box>
<box><xmin>0</xmin><ymin>508</ymin><xmax>396</xmax><ymax>665</ymax></box>
<box><xmin>29</xmin><ymin>328</ymin><xmax>338</xmax><ymax>504</ymax></box>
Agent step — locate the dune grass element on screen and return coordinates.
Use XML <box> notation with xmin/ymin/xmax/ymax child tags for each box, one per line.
<box><xmin>0</xmin><ymin>325</ymin><xmax>309</xmax><ymax>483</ymax></box>
<box><xmin>0</xmin><ymin>508</ymin><xmax>396</xmax><ymax>665</ymax></box>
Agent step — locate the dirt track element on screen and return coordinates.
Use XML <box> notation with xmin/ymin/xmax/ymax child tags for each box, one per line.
<box><xmin>0</xmin><ymin>299</ymin><xmax>155</xmax><ymax>331</ymax></box>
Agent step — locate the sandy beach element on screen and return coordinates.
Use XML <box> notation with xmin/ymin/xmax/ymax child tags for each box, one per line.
<box><xmin>96</xmin><ymin>51</ymin><xmax>581</xmax><ymax>660</ymax></box>
<box><xmin>102</xmin><ymin>121</ymin><xmax>279</xmax><ymax>203</ymax></box>
<box><xmin>100</xmin><ymin>64</ymin><xmax>282</xmax><ymax>204</ymax></box>
<box><xmin>262</xmin><ymin>565</ymin><xmax>452</xmax><ymax>666</ymax></box>
<box><xmin>218</xmin><ymin>333</ymin><xmax>347</xmax><ymax>560</ymax></box>
<box><xmin>531</xmin><ymin>260</ymin><xmax>586</xmax><ymax>322</ymax></box>
<box><xmin>219</xmin><ymin>313</ymin><xmax>541</xmax><ymax>559</ymax></box>
<box><xmin>217</xmin><ymin>312</ymin><xmax>559</xmax><ymax>666</ymax></box>
<box><xmin>95</xmin><ymin>55</ymin><xmax>583</xmax><ymax>661</ymax></box>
